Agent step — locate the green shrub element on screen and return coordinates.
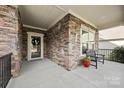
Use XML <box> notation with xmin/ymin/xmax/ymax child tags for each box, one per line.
<box><xmin>109</xmin><ymin>47</ymin><xmax>124</xmax><ymax>63</ymax></box>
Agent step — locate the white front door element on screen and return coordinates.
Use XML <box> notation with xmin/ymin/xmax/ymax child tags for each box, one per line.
<box><xmin>27</xmin><ymin>32</ymin><xmax>44</xmax><ymax>61</ymax></box>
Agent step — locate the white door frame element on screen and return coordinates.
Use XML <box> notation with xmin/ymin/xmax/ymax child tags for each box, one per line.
<box><xmin>27</xmin><ymin>32</ymin><xmax>44</xmax><ymax>61</ymax></box>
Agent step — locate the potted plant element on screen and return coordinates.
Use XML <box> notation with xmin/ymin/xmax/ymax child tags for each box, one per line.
<box><xmin>82</xmin><ymin>56</ymin><xmax>92</xmax><ymax>67</ymax></box>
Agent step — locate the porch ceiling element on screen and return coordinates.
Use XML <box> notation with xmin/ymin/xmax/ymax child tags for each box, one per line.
<box><xmin>19</xmin><ymin>5</ymin><xmax>124</xmax><ymax>30</ymax></box>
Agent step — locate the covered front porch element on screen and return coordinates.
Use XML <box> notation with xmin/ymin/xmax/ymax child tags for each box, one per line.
<box><xmin>7</xmin><ymin>59</ymin><xmax>124</xmax><ymax>88</ymax></box>
<box><xmin>0</xmin><ymin>5</ymin><xmax>124</xmax><ymax>88</ymax></box>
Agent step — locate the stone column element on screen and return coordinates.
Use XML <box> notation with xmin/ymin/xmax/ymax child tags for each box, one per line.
<box><xmin>68</xmin><ymin>18</ymin><xmax>81</xmax><ymax>70</ymax></box>
<box><xmin>0</xmin><ymin>5</ymin><xmax>22</xmax><ymax>77</ymax></box>
<box><xmin>95</xmin><ymin>30</ymin><xmax>99</xmax><ymax>50</ymax></box>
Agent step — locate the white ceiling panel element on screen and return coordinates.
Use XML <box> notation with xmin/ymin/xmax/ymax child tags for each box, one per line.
<box><xmin>19</xmin><ymin>5</ymin><xmax>124</xmax><ymax>30</ymax></box>
<box><xmin>19</xmin><ymin>5</ymin><xmax>65</xmax><ymax>29</ymax></box>
<box><xmin>60</xmin><ymin>5</ymin><xmax>124</xmax><ymax>29</ymax></box>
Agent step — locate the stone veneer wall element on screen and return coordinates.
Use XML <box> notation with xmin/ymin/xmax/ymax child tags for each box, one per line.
<box><xmin>45</xmin><ymin>14</ymin><xmax>70</xmax><ymax>69</ymax></box>
<box><xmin>68</xmin><ymin>14</ymin><xmax>97</xmax><ymax>69</ymax></box>
<box><xmin>45</xmin><ymin>14</ymin><xmax>97</xmax><ymax>70</ymax></box>
<box><xmin>0</xmin><ymin>5</ymin><xmax>22</xmax><ymax>77</ymax></box>
<box><xmin>22</xmin><ymin>27</ymin><xmax>46</xmax><ymax>60</ymax></box>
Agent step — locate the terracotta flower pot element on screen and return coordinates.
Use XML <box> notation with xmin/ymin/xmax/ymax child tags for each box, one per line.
<box><xmin>82</xmin><ymin>59</ymin><xmax>90</xmax><ymax>67</ymax></box>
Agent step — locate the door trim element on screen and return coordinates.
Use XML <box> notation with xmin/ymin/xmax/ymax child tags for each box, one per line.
<box><xmin>27</xmin><ymin>32</ymin><xmax>44</xmax><ymax>61</ymax></box>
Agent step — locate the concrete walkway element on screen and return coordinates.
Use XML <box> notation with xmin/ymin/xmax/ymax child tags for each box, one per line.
<box><xmin>7</xmin><ymin>59</ymin><xmax>124</xmax><ymax>88</ymax></box>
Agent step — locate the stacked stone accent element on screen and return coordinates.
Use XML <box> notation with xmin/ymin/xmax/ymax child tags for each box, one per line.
<box><xmin>0</xmin><ymin>5</ymin><xmax>22</xmax><ymax>77</ymax></box>
<box><xmin>68</xmin><ymin>15</ymin><xmax>81</xmax><ymax>69</ymax></box>
<box><xmin>22</xmin><ymin>27</ymin><xmax>46</xmax><ymax>60</ymax></box>
<box><xmin>45</xmin><ymin>14</ymin><xmax>97</xmax><ymax>70</ymax></box>
<box><xmin>68</xmin><ymin>14</ymin><xmax>97</xmax><ymax>70</ymax></box>
<box><xmin>45</xmin><ymin>14</ymin><xmax>70</xmax><ymax>69</ymax></box>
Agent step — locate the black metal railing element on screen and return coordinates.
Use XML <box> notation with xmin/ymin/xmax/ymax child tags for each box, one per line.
<box><xmin>98</xmin><ymin>49</ymin><xmax>124</xmax><ymax>63</ymax></box>
<box><xmin>0</xmin><ymin>53</ymin><xmax>12</xmax><ymax>88</ymax></box>
<box><xmin>98</xmin><ymin>49</ymin><xmax>113</xmax><ymax>60</ymax></box>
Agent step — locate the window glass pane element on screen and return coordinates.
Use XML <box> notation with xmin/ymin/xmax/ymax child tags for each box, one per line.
<box><xmin>82</xmin><ymin>43</ymin><xmax>88</xmax><ymax>54</ymax></box>
<box><xmin>81</xmin><ymin>30</ymin><xmax>95</xmax><ymax>55</ymax></box>
<box><xmin>81</xmin><ymin>31</ymin><xmax>88</xmax><ymax>43</ymax></box>
<box><xmin>31</xmin><ymin>36</ymin><xmax>41</xmax><ymax>58</ymax></box>
<box><xmin>89</xmin><ymin>32</ymin><xmax>95</xmax><ymax>50</ymax></box>
<box><xmin>89</xmin><ymin>32</ymin><xmax>94</xmax><ymax>41</ymax></box>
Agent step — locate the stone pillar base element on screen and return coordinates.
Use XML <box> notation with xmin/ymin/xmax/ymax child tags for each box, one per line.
<box><xmin>65</xmin><ymin>62</ymin><xmax>78</xmax><ymax>71</ymax></box>
<box><xmin>11</xmin><ymin>70</ymin><xmax>20</xmax><ymax>77</ymax></box>
<box><xmin>11</xmin><ymin>62</ymin><xmax>21</xmax><ymax>77</ymax></box>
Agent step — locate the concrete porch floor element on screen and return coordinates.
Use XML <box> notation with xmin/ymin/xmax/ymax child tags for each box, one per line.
<box><xmin>7</xmin><ymin>59</ymin><xmax>124</xmax><ymax>88</ymax></box>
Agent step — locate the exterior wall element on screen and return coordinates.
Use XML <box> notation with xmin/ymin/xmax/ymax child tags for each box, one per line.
<box><xmin>68</xmin><ymin>14</ymin><xmax>97</xmax><ymax>70</ymax></box>
<box><xmin>22</xmin><ymin>27</ymin><xmax>46</xmax><ymax>60</ymax></box>
<box><xmin>45</xmin><ymin>14</ymin><xmax>70</xmax><ymax>69</ymax></box>
<box><xmin>0</xmin><ymin>5</ymin><xmax>22</xmax><ymax>77</ymax></box>
<box><xmin>68</xmin><ymin>14</ymin><xmax>81</xmax><ymax>69</ymax></box>
<box><xmin>45</xmin><ymin>14</ymin><xmax>97</xmax><ymax>70</ymax></box>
